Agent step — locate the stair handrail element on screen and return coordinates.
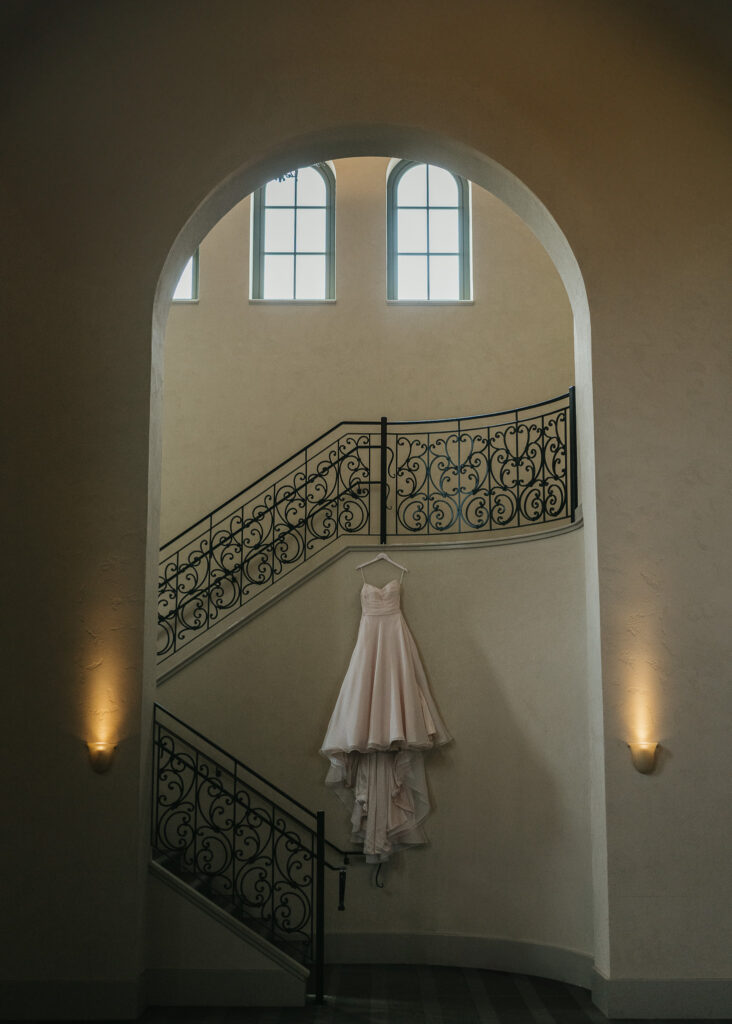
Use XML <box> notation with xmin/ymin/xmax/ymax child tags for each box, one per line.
<box><xmin>158</xmin><ymin>390</ymin><xmax>577</xmax><ymax>663</ymax></box>
<box><xmin>161</xmin><ymin>419</ymin><xmax>382</xmax><ymax>552</ymax></box>
<box><xmin>160</xmin><ymin>392</ymin><xmax>574</xmax><ymax>550</ymax></box>
<box><xmin>152</xmin><ymin>702</ymin><xmax>351</xmax><ymax>1002</ymax></box>
<box><xmin>153</xmin><ymin>701</ymin><xmax>351</xmax><ymax>868</ymax></box>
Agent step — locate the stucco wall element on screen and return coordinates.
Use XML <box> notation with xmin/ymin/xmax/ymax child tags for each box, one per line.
<box><xmin>145</xmin><ymin>872</ymin><xmax>307</xmax><ymax>1006</ymax></box>
<box><xmin>159</xmin><ymin>536</ymin><xmax>592</xmax><ymax>960</ymax></box>
<box><xmin>3</xmin><ymin>0</ymin><xmax>731</xmax><ymax>1018</ymax></box>
<box><xmin>156</xmin><ymin>152</ymin><xmax>588</xmax><ymax>968</ymax></box>
<box><xmin>161</xmin><ymin>157</ymin><xmax>573</xmax><ymax>540</ymax></box>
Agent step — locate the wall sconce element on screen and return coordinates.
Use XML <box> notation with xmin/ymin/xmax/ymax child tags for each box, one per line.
<box><xmin>628</xmin><ymin>741</ymin><xmax>659</xmax><ymax>774</ymax></box>
<box><xmin>87</xmin><ymin>740</ymin><xmax>117</xmax><ymax>773</ymax></box>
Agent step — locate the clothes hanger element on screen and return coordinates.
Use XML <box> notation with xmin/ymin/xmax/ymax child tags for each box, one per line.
<box><xmin>355</xmin><ymin>551</ymin><xmax>408</xmax><ymax>573</ymax></box>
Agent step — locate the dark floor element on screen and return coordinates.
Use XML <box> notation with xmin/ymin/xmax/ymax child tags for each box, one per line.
<box><xmin>130</xmin><ymin>966</ymin><xmax>729</xmax><ymax>1024</ymax></box>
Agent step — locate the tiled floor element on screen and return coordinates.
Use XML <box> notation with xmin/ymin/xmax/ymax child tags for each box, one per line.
<box><xmin>132</xmin><ymin>965</ymin><xmax>730</xmax><ymax>1024</ymax></box>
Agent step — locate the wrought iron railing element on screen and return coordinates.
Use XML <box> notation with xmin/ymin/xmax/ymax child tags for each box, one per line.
<box><xmin>151</xmin><ymin>703</ymin><xmax>348</xmax><ymax>1003</ymax></box>
<box><xmin>158</xmin><ymin>389</ymin><xmax>576</xmax><ymax>661</ymax></box>
<box><xmin>388</xmin><ymin>390</ymin><xmax>577</xmax><ymax>536</ymax></box>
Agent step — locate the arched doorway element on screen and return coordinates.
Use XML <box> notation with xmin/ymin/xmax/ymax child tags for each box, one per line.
<box><xmin>150</xmin><ymin>125</ymin><xmax>604</xmax><ymax>987</ymax></box>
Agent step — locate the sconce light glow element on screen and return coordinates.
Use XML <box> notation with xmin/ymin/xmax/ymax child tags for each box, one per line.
<box><xmin>628</xmin><ymin>740</ymin><xmax>659</xmax><ymax>774</ymax></box>
<box><xmin>87</xmin><ymin>740</ymin><xmax>117</xmax><ymax>773</ymax></box>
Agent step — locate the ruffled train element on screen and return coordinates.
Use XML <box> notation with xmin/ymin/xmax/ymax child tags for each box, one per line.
<box><xmin>325</xmin><ymin>749</ymin><xmax>431</xmax><ymax>862</ymax></box>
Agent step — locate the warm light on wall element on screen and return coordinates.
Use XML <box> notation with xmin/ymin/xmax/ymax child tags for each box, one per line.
<box><xmin>86</xmin><ymin>740</ymin><xmax>117</xmax><ymax>773</ymax></box>
<box><xmin>626</xmin><ymin>665</ymin><xmax>660</xmax><ymax>772</ymax></box>
<box><xmin>624</xmin><ymin>634</ymin><xmax>662</xmax><ymax>774</ymax></box>
<box><xmin>627</xmin><ymin>665</ymin><xmax>658</xmax><ymax>744</ymax></box>
<box><xmin>83</xmin><ymin>659</ymin><xmax>125</xmax><ymax>773</ymax></box>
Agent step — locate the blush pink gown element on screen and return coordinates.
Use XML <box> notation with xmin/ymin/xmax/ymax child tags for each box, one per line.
<box><xmin>320</xmin><ymin>578</ymin><xmax>451</xmax><ymax>861</ymax></box>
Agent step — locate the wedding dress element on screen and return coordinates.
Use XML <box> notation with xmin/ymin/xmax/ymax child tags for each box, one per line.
<box><xmin>320</xmin><ymin>576</ymin><xmax>451</xmax><ymax>861</ymax></box>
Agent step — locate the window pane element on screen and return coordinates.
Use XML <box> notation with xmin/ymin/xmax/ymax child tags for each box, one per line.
<box><xmin>265</xmin><ymin>175</ymin><xmax>296</xmax><ymax>206</ymax></box>
<box><xmin>428</xmin><ymin>166</ymin><xmax>458</xmax><ymax>206</ymax></box>
<box><xmin>173</xmin><ymin>256</ymin><xmax>194</xmax><ymax>300</ymax></box>
<box><xmin>397</xmin><ymin>163</ymin><xmax>427</xmax><ymax>206</ymax></box>
<box><xmin>429</xmin><ymin>255</ymin><xmax>460</xmax><ymax>300</ymax></box>
<box><xmin>296</xmin><ymin>166</ymin><xmax>326</xmax><ymax>206</ymax></box>
<box><xmin>398</xmin><ymin>209</ymin><xmax>427</xmax><ymax>253</ymax></box>
<box><xmin>263</xmin><ymin>254</ymin><xmax>294</xmax><ymax>299</ymax></box>
<box><xmin>429</xmin><ymin>209</ymin><xmax>459</xmax><ymax>253</ymax></box>
<box><xmin>296</xmin><ymin>208</ymin><xmax>326</xmax><ymax>252</ymax></box>
<box><xmin>264</xmin><ymin>208</ymin><xmax>295</xmax><ymax>252</ymax></box>
<box><xmin>295</xmin><ymin>255</ymin><xmax>326</xmax><ymax>300</ymax></box>
<box><xmin>398</xmin><ymin>255</ymin><xmax>428</xmax><ymax>300</ymax></box>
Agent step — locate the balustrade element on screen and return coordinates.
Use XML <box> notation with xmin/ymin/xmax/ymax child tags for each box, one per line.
<box><xmin>158</xmin><ymin>390</ymin><xmax>577</xmax><ymax>662</ymax></box>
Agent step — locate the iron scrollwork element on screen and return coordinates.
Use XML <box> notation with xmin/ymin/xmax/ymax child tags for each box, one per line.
<box><xmin>391</xmin><ymin>405</ymin><xmax>570</xmax><ymax>534</ymax></box>
<box><xmin>158</xmin><ymin>393</ymin><xmax>576</xmax><ymax>661</ymax></box>
<box><xmin>152</xmin><ymin>716</ymin><xmax>317</xmax><ymax>959</ymax></box>
<box><xmin>158</xmin><ymin>430</ymin><xmax>377</xmax><ymax>661</ymax></box>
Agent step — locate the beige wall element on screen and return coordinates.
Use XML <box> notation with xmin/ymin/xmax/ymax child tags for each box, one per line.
<box><xmin>3</xmin><ymin>0</ymin><xmax>731</xmax><ymax>1017</ymax></box>
<box><xmin>145</xmin><ymin>872</ymin><xmax>307</xmax><ymax>1006</ymax></box>
<box><xmin>158</xmin><ymin>155</ymin><xmax>587</xmax><ymax>962</ymax></box>
<box><xmin>161</xmin><ymin>157</ymin><xmax>573</xmax><ymax>540</ymax></box>
<box><xmin>159</xmin><ymin>536</ymin><xmax>592</xmax><ymax>956</ymax></box>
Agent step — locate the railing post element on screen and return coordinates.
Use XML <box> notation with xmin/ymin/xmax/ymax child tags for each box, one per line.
<box><xmin>205</xmin><ymin>513</ymin><xmax>213</xmax><ymax>632</ymax></box>
<box><xmin>193</xmin><ymin>748</ymin><xmax>199</xmax><ymax>874</ymax></box>
<box><xmin>315</xmin><ymin>810</ymin><xmax>325</xmax><ymax>1004</ymax></box>
<box><xmin>568</xmin><ymin>386</ymin><xmax>578</xmax><ymax>522</ymax></box>
<box><xmin>173</xmin><ymin>549</ymin><xmax>180</xmax><ymax>656</ymax></box>
<box><xmin>232</xmin><ymin>761</ymin><xmax>238</xmax><ymax>909</ymax></box>
<box><xmin>457</xmin><ymin>418</ymin><xmax>462</xmax><ymax>532</ymax></box>
<box><xmin>514</xmin><ymin>407</ymin><xmax>521</xmax><ymax>527</ymax></box>
<box><xmin>303</xmin><ymin>442</ymin><xmax>309</xmax><ymax>561</ymax></box>
<box><xmin>270</xmin><ymin>802</ymin><xmax>275</xmax><ymax>940</ymax></box>
<box><xmin>338</xmin><ymin>867</ymin><xmax>347</xmax><ymax>911</ymax></box>
<box><xmin>380</xmin><ymin>417</ymin><xmax>387</xmax><ymax>544</ymax></box>
<box><xmin>150</xmin><ymin>707</ymin><xmax>158</xmax><ymax>850</ymax></box>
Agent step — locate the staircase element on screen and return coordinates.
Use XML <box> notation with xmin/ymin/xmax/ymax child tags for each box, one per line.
<box><xmin>157</xmin><ymin>390</ymin><xmax>578</xmax><ymax>671</ymax></box>
<box><xmin>150</xmin><ymin>703</ymin><xmax>349</xmax><ymax>1003</ymax></box>
<box><xmin>150</xmin><ymin>390</ymin><xmax>579</xmax><ymax>1002</ymax></box>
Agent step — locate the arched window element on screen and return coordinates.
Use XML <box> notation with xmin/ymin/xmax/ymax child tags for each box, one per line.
<box><xmin>251</xmin><ymin>163</ymin><xmax>335</xmax><ymax>301</ymax></box>
<box><xmin>172</xmin><ymin>249</ymin><xmax>199</xmax><ymax>302</ymax></box>
<box><xmin>387</xmin><ymin>161</ymin><xmax>471</xmax><ymax>301</ymax></box>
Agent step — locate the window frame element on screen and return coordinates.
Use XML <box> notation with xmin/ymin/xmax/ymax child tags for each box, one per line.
<box><xmin>171</xmin><ymin>248</ymin><xmax>199</xmax><ymax>303</ymax></box>
<box><xmin>386</xmin><ymin>160</ymin><xmax>471</xmax><ymax>302</ymax></box>
<box><xmin>250</xmin><ymin>163</ymin><xmax>336</xmax><ymax>302</ymax></box>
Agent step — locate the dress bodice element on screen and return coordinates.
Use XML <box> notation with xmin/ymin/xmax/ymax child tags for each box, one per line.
<box><xmin>360</xmin><ymin>579</ymin><xmax>401</xmax><ymax>616</ymax></box>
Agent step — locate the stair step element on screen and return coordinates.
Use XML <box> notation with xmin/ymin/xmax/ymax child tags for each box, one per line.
<box><xmin>152</xmin><ymin>848</ymin><xmax>314</xmax><ymax>966</ymax></box>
